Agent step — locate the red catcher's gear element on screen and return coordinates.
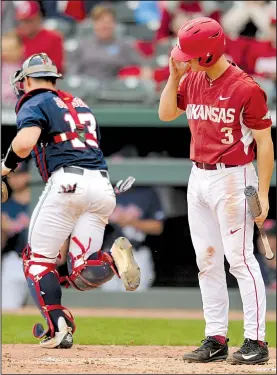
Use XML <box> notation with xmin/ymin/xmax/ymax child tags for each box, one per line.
<box><xmin>171</xmin><ymin>17</ymin><xmax>226</xmax><ymax>67</ymax></box>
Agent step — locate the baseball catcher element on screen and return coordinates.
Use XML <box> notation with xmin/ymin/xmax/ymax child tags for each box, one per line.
<box><xmin>2</xmin><ymin>53</ymin><xmax>140</xmax><ymax>349</ymax></box>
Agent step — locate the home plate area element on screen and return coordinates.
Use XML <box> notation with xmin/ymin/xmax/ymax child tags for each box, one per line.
<box><xmin>2</xmin><ymin>344</ymin><xmax>276</xmax><ymax>374</ymax></box>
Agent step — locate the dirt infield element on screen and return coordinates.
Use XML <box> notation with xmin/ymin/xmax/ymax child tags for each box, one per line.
<box><xmin>3</xmin><ymin>308</ymin><xmax>276</xmax><ymax>374</ymax></box>
<box><xmin>2</xmin><ymin>344</ymin><xmax>276</xmax><ymax>374</ymax></box>
<box><xmin>5</xmin><ymin>306</ymin><xmax>277</xmax><ymax>321</ymax></box>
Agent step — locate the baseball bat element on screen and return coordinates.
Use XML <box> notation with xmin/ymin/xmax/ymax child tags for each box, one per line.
<box><xmin>244</xmin><ymin>186</ymin><xmax>275</xmax><ymax>260</ymax></box>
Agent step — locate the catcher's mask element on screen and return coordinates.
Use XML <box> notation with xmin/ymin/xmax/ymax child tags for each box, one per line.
<box><xmin>11</xmin><ymin>53</ymin><xmax>62</xmax><ymax>99</ymax></box>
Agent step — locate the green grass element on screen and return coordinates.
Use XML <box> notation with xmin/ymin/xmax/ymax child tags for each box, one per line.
<box><xmin>2</xmin><ymin>315</ymin><xmax>276</xmax><ymax>347</ymax></box>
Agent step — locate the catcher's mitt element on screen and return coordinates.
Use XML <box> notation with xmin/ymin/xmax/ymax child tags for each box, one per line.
<box><xmin>2</xmin><ymin>181</ymin><xmax>9</xmax><ymax>203</ymax></box>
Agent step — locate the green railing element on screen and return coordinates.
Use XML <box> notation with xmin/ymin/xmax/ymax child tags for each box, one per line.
<box><xmin>31</xmin><ymin>158</ymin><xmax>276</xmax><ymax>186</ymax></box>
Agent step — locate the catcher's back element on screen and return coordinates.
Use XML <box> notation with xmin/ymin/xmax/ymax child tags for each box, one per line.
<box><xmin>16</xmin><ymin>89</ymin><xmax>107</xmax><ymax>182</ymax></box>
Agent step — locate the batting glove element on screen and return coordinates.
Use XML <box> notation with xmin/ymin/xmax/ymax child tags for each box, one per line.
<box><xmin>114</xmin><ymin>176</ymin><xmax>135</xmax><ymax>195</ymax></box>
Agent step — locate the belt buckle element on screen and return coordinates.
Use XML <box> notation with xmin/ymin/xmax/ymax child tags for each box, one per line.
<box><xmin>202</xmin><ymin>163</ymin><xmax>206</xmax><ymax>170</ymax></box>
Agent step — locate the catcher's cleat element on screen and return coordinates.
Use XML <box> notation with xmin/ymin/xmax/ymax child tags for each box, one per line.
<box><xmin>183</xmin><ymin>337</ymin><xmax>229</xmax><ymax>363</ymax></box>
<box><xmin>227</xmin><ymin>339</ymin><xmax>269</xmax><ymax>365</ymax></box>
<box><xmin>111</xmin><ymin>237</ymin><xmax>140</xmax><ymax>291</ymax></box>
<box><xmin>40</xmin><ymin>317</ymin><xmax>73</xmax><ymax>349</ymax></box>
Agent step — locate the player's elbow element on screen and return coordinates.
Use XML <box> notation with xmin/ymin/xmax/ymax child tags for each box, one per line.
<box><xmin>12</xmin><ymin>140</ymin><xmax>34</xmax><ymax>158</ymax></box>
<box><xmin>158</xmin><ymin>109</ymin><xmax>176</xmax><ymax>122</ymax></box>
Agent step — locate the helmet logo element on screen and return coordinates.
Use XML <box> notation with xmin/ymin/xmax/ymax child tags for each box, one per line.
<box><xmin>41</xmin><ymin>54</ymin><xmax>48</xmax><ymax>65</ymax></box>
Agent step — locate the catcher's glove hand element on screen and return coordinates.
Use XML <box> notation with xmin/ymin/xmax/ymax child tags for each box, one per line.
<box><xmin>2</xmin><ymin>179</ymin><xmax>9</xmax><ymax>203</ymax></box>
<box><xmin>114</xmin><ymin>176</ymin><xmax>135</xmax><ymax>195</ymax></box>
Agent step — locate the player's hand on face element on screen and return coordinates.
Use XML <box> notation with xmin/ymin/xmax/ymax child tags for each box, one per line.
<box><xmin>255</xmin><ymin>195</ymin><xmax>269</xmax><ymax>227</ymax></box>
<box><xmin>169</xmin><ymin>57</ymin><xmax>190</xmax><ymax>81</ymax></box>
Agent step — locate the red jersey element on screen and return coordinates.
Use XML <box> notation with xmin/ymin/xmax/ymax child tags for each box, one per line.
<box><xmin>177</xmin><ymin>63</ymin><xmax>272</xmax><ymax>165</ymax></box>
<box><xmin>247</xmin><ymin>41</ymin><xmax>276</xmax><ymax>77</ymax></box>
<box><xmin>20</xmin><ymin>29</ymin><xmax>64</xmax><ymax>73</ymax></box>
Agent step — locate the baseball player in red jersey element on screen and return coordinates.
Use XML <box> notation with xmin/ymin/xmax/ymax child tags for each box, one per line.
<box><xmin>159</xmin><ymin>17</ymin><xmax>274</xmax><ymax>365</ymax></box>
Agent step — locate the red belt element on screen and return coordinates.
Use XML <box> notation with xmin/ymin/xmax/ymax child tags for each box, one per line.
<box><xmin>195</xmin><ymin>162</ymin><xmax>238</xmax><ymax>170</ymax></box>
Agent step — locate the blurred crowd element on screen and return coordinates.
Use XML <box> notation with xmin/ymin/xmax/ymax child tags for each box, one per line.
<box><xmin>2</xmin><ymin>0</ymin><xmax>276</xmax><ymax>107</ymax></box>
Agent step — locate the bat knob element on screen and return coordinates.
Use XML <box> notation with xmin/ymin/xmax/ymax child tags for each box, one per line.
<box><xmin>265</xmin><ymin>253</ymin><xmax>275</xmax><ymax>261</ymax></box>
<box><xmin>244</xmin><ymin>185</ymin><xmax>256</xmax><ymax>197</ymax></box>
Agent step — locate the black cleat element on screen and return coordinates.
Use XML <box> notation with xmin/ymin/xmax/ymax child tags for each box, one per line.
<box><xmin>57</xmin><ymin>332</ymin><xmax>73</xmax><ymax>349</ymax></box>
<box><xmin>40</xmin><ymin>331</ymin><xmax>73</xmax><ymax>349</ymax></box>
<box><xmin>227</xmin><ymin>339</ymin><xmax>269</xmax><ymax>365</ymax></box>
<box><xmin>183</xmin><ymin>337</ymin><xmax>229</xmax><ymax>363</ymax></box>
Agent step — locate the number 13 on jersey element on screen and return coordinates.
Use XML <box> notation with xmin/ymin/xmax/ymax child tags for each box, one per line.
<box><xmin>64</xmin><ymin>113</ymin><xmax>98</xmax><ymax>149</ymax></box>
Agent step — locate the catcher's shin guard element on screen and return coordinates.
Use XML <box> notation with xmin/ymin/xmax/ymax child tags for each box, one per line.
<box><xmin>67</xmin><ymin>237</ymin><xmax>116</xmax><ymax>291</ymax></box>
<box><xmin>23</xmin><ymin>246</ymin><xmax>76</xmax><ymax>347</ymax></box>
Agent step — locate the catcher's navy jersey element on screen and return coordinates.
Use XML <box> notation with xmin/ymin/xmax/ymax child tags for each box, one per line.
<box><xmin>16</xmin><ymin>89</ymin><xmax>107</xmax><ymax>182</ymax></box>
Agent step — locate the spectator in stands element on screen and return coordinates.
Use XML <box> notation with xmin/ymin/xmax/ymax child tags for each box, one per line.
<box><xmin>101</xmin><ymin>186</ymin><xmax>165</xmax><ymax>291</ymax></box>
<box><xmin>256</xmin><ymin>220</ymin><xmax>276</xmax><ymax>290</ymax></box>
<box><xmin>68</xmin><ymin>4</ymin><xmax>151</xmax><ymax>80</ymax></box>
<box><xmin>156</xmin><ymin>1</ymin><xmax>203</xmax><ymax>42</ymax></box>
<box><xmin>16</xmin><ymin>0</ymin><xmax>64</xmax><ymax>73</ymax></box>
<box><xmin>155</xmin><ymin>1</ymin><xmax>223</xmax><ymax>42</ymax></box>
<box><xmin>2</xmin><ymin>32</ymin><xmax>24</xmax><ymax>106</ymax></box>
<box><xmin>60</xmin><ymin>0</ymin><xmax>103</xmax><ymax>22</ymax></box>
<box><xmin>2</xmin><ymin>162</ymin><xmax>30</xmax><ymax>310</ymax></box>
<box><xmin>247</xmin><ymin>16</ymin><xmax>276</xmax><ymax>106</ymax></box>
<box><xmin>134</xmin><ymin>1</ymin><xmax>161</xmax><ymax>27</ymax></box>
<box><xmin>221</xmin><ymin>1</ymin><xmax>274</xmax><ymax>39</ymax></box>
<box><xmin>2</xmin><ymin>0</ymin><xmax>17</xmax><ymax>33</ymax></box>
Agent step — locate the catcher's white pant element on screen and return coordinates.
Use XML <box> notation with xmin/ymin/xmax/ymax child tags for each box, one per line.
<box><xmin>187</xmin><ymin>162</ymin><xmax>266</xmax><ymax>341</ymax></box>
<box><xmin>28</xmin><ymin>167</ymin><xmax>116</xmax><ymax>274</ymax></box>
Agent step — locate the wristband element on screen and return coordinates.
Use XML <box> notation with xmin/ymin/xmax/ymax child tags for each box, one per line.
<box><xmin>3</xmin><ymin>145</ymin><xmax>25</xmax><ymax>171</ymax></box>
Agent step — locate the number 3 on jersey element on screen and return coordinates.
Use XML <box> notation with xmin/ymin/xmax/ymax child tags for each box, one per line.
<box><xmin>221</xmin><ymin>127</ymin><xmax>234</xmax><ymax>145</ymax></box>
<box><xmin>64</xmin><ymin>113</ymin><xmax>98</xmax><ymax>149</ymax></box>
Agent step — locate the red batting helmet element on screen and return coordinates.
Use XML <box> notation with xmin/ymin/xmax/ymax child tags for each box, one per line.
<box><xmin>171</xmin><ymin>17</ymin><xmax>226</xmax><ymax>67</ymax></box>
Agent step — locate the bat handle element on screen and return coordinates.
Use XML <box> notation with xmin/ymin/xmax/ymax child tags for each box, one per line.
<box><xmin>259</xmin><ymin>227</ymin><xmax>275</xmax><ymax>260</ymax></box>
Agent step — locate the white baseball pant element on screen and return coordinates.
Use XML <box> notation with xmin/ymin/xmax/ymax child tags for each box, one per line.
<box><xmin>187</xmin><ymin>162</ymin><xmax>266</xmax><ymax>341</ymax></box>
<box><xmin>28</xmin><ymin>167</ymin><xmax>116</xmax><ymax>275</ymax></box>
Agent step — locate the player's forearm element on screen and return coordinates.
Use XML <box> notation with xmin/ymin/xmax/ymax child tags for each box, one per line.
<box><xmin>129</xmin><ymin>220</ymin><xmax>164</xmax><ymax>235</ymax></box>
<box><xmin>256</xmin><ymin>138</ymin><xmax>274</xmax><ymax>197</ymax></box>
<box><xmin>158</xmin><ymin>77</ymin><xmax>181</xmax><ymax>121</ymax></box>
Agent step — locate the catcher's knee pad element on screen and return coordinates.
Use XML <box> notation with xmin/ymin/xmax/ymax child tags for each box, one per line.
<box><xmin>67</xmin><ymin>236</ymin><xmax>116</xmax><ymax>291</ymax></box>
<box><xmin>23</xmin><ymin>245</ymin><xmax>76</xmax><ymax>340</ymax></box>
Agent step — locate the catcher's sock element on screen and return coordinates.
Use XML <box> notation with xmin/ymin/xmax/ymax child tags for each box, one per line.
<box><xmin>39</xmin><ymin>272</ymin><xmax>66</xmax><ymax>332</ymax></box>
<box><xmin>212</xmin><ymin>335</ymin><xmax>226</xmax><ymax>345</ymax></box>
<box><xmin>258</xmin><ymin>340</ymin><xmax>266</xmax><ymax>347</ymax></box>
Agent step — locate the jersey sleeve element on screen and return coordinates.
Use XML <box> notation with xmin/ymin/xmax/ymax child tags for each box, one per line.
<box><xmin>242</xmin><ymin>84</ymin><xmax>272</xmax><ymax>130</ymax></box>
<box><xmin>17</xmin><ymin>102</ymin><xmax>48</xmax><ymax>131</ymax></box>
<box><xmin>177</xmin><ymin>74</ymin><xmax>188</xmax><ymax>110</ymax></box>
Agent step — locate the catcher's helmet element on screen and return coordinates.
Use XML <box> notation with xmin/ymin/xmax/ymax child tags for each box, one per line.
<box><xmin>11</xmin><ymin>53</ymin><xmax>62</xmax><ymax>98</ymax></box>
<box><xmin>171</xmin><ymin>17</ymin><xmax>226</xmax><ymax>67</ymax></box>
